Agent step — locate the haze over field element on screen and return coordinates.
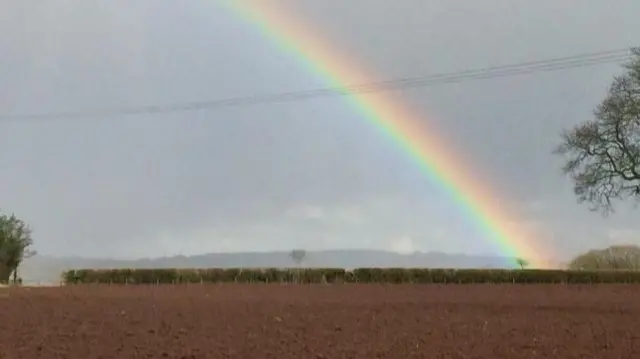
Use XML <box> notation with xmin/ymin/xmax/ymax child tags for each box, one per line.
<box><xmin>1</xmin><ymin>1</ymin><xmax>640</xmax><ymax>265</ymax></box>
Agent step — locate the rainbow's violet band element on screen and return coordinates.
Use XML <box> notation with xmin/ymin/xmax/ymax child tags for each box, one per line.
<box><xmin>225</xmin><ymin>2</ymin><xmax>552</xmax><ymax>269</ymax></box>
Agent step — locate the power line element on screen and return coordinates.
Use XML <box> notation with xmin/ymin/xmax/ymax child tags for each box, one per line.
<box><xmin>0</xmin><ymin>47</ymin><xmax>633</xmax><ymax>122</ymax></box>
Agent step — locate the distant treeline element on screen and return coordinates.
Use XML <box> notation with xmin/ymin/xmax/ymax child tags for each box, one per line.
<box><xmin>61</xmin><ymin>267</ymin><xmax>640</xmax><ymax>285</ymax></box>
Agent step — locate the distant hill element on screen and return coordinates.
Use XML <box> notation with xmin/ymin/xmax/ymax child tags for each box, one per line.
<box><xmin>18</xmin><ymin>250</ymin><xmax>566</xmax><ymax>284</ymax></box>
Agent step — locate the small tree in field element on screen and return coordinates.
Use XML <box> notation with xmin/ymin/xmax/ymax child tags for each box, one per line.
<box><xmin>290</xmin><ymin>249</ymin><xmax>306</xmax><ymax>266</ymax></box>
<box><xmin>290</xmin><ymin>249</ymin><xmax>306</xmax><ymax>283</ymax></box>
<box><xmin>515</xmin><ymin>257</ymin><xmax>529</xmax><ymax>270</ymax></box>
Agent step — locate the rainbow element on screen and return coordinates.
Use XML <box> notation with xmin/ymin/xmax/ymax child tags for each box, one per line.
<box><xmin>225</xmin><ymin>2</ymin><xmax>553</xmax><ymax>269</ymax></box>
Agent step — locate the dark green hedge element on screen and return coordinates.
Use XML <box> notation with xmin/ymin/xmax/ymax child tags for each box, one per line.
<box><xmin>60</xmin><ymin>267</ymin><xmax>640</xmax><ymax>285</ymax></box>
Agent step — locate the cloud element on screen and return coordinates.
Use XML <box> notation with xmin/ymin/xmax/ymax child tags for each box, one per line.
<box><xmin>606</xmin><ymin>229</ymin><xmax>640</xmax><ymax>245</ymax></box>
<box><xmin>134</xmin><ymin>195</ymin><xmax>556</xmax><ymax>258</ymax></box>
<box><xmin>522</xmin><ymin>199</ymin><xmax>556</xmax><ymax>214</ymax></box>
<box><xmin>284</xmin><ymin>203</ymin><xmax>369</xmax><ymax>225</ymax></box>
<box><xmin>388</xmin><ymin>236</ymin><xmax>417</xmax><ymax>254</ymax></box>
<box><xmin>284</xmin><ymin>205</ymin><xmax>327</xmax><ymax>221</ymax></box>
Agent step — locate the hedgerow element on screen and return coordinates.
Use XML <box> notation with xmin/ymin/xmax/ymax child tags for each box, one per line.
<box><xmin>60</xmin><ymin>267</ymin><xmax>640</xmax><ymax>285</ymax></box>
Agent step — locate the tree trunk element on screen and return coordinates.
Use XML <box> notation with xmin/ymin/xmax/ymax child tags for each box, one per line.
<box><xmin>0</xmin><ymin>263</ymin><xmax>10</xmax><ymax>284</ymax></box>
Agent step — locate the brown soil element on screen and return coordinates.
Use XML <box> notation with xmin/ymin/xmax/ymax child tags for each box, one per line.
<box><xmin>1</xmin><ymin>284</ymin><xmax>639</xmax><ymax>358</ymax></box>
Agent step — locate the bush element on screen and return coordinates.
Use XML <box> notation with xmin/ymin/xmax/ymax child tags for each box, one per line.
<box><xmin>569</xmin><ymin>245</ymin><xmax>640</xmax><ymax>270</ymax></box>
<box><xmin>60</xmin><ymin>267</ymin><xmax>640</xmax><ymax>285</ymax></box>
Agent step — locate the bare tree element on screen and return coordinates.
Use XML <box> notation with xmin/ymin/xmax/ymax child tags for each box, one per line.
<box><xmin>555</xmin><ymin>47</ymin><xmax>640</xmax><ymax>215</ymax></box>
<box><xmin>569</xmin><ymin>245</ymin><xmax>640</xmax><ymax>270</ymax></box>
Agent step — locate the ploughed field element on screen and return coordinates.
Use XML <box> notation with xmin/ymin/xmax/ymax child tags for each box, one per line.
<box><xmin>1</xmin><ymin>284</ymin><xmax>639</xmax><ymax>358</ymax></box>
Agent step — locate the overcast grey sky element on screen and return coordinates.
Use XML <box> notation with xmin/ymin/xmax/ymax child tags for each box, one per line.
<box><xmin>1</xmin><ymin>0</ymin><xmax>639</xmax><ymax>260</ymax></box>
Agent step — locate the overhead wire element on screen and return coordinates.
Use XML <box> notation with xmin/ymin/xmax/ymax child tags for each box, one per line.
<box><xmin>0</xmin><ymin>47</ymin><xmax>633</xmax><ymax>122</ymax></box>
